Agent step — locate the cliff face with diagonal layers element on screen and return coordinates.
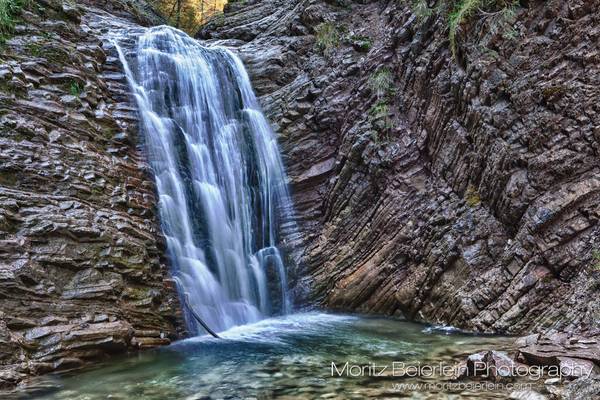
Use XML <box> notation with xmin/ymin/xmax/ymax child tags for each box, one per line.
<box><xmin>199</xmin><ymin>0</ymin><xmax>600</xmax><ymax>334</ymax></box>
<box><xmin>0</xmin><ymin>0</ymin><xmax>184</xmax><ymax>389</ymax></box>
<box><xmin>1</xmin><ymin>0</ymin><xmax>599</xmax><ymax>392</ymax></box>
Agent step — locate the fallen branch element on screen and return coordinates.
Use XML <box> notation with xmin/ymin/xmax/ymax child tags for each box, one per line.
<box><xmin>183</xmin><ymin>293</ymin><xmax>220</xmax><ymax>338</ymax></box>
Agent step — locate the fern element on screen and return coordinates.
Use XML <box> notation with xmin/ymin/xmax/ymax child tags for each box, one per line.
<box><xmin>447</xmin><ymin>0</ymin><xmax>519</xmax><ymax>58</ymax></box>
<box><xmin>0</xmin><ymin>0</ymin><xmax>27</xmax><ymax>35</ymax></box>
<box><xmin>315</xmin><ymin>22</ymin><xmax>340</xmax><ymax>54</ymax></box>
<box><xmin>448</xmin><ymin>0</ymin><xmax>481</xmax><ymax>58</ymax></box>
<box><xmin>368</xmin><ymin>68</ymin><xmax>393</xmax><ymax>99</ymax></box>
<box><xmin>69</xmin><ymin>81</ymin><xmax>83</xmax><ymax>97</ymax></box>
<box><xmin>411</xmin><ymin>0</ymin><xmax>433</xmax><ymax>22</ymax></box>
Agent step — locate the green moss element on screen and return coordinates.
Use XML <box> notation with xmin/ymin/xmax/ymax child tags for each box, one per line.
<box><xmin>26</xmin><ymin>40</ymin><xmax>70</xmax><ymax>63</ymax></box>
<box><xmin>315</xmin><ymin>22</ymin><xmax>340</xmax><ymax>55</ymax></box>
<box><xmin>542</xmin><ymin>85</ymin><xmax>565</xmax><ymax>101</ymax></box>
<box><xmin>69</xmin><ymin>81</ymin><xmax>83</xmax><ymax>97</ymax></box>
<box><xmin>215</xmin><ymin>12</ymin><xmax>225</xmax><ymax>25</ymax></box>
<box><xmin>0</xmin><ymin>169</ymin><xmax>17</xmax><ymax>186</ymax></box>
<box><xmin>0</xmin><ymin>32</ymin><xmax>9</xmax><ymax>45</ymax></box>
<box><xmin>123</xmin><ymin>285</ymin><xmax>151</xmax><ymax>300</ymax></box>
<box><xmin>465</xmin><ymin>184</ymin><xmax>481</xmax><ymax>207</ymax></box>
<box><xmin>592</xmin><ymin>249</ymin><xmax>600</xmax><ymax>271</ymax></box>
<box><xmin>348</xmin><ymin>34</ymin><xmax>372</xmax><ymax>52</ymax></box>
<box><xmin>25</xmin><ymin>41</ymin><xmax>42</xmax><ymax>56</ymax></box>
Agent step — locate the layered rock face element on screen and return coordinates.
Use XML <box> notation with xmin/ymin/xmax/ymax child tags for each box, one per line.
<box><xmin>0</xmin><ymin>0</ymin><xmax>183</xmax><ymax>388</ymax></box>
<box><xmin>200</xmin><ymin>0</ymin><xmax>600</xmax><ymax>334</ymax></box>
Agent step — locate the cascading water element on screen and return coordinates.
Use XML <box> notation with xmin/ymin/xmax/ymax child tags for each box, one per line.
<box><xmin>114</xmin><ymin>26</ymin><xmax>294</xmax><ymax>334</ymax></box>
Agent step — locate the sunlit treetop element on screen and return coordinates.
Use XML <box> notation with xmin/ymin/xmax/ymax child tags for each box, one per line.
<box><xmin>152</xmin><ymin>0</ymin><xmax>228</xmax><ymax>35</ymax></box>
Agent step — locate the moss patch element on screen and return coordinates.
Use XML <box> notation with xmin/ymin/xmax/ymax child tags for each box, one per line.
<box><xmin>315</xmin><ymin>22</ymin><xmax>341</xmax><ymax>55</ymax></box>
<box><xmin>465</xmin><ymin>184</ymin><xmax>481</xmax><ymax>207</ymax></box>
<box><xmin>592</xmin><ymin>249</ymin><xmax>600</xmax><ymax>272</ymax></box>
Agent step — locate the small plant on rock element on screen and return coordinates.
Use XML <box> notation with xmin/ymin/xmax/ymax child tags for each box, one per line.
<box><xmin>368</xmin><ymin>68</ymin><xmax>393</xmax><ymax>100</ymax></box>
<box><xmin>0</xmin><ymin>0</ymin><xmax>28</xmax><ymax>42</ymax></box>
<box><xmin>411</xmin><ymin>0</ymin><xmax>433</xmax><ymax>22</ymax></box>
<box><xmin>348</xmin><ymin>33</ymin><xmax>372</xmax><ymax>52</ymax></box>
<box><xmin>367</xmin><ymin>68</ymin><xmax>396</xmax><ymax>140</ymax></box>
<box><xmin>448</xmin><ymin>0</ymin><xmax>519</xmax><ymax>58</ymax></box>
<box><xmin>592</xmin><ymin>249</ymin><xmax>600</xmax><ymax>272</ymax></box>
<box><xmin>368</xmin><ymin>100</ymin><xmax>393</xmax><ymax>141</ymax></box>
<box><xmin>465</xmin><ymin>184</ymin><xmax>481</xmax><ymax>207</ymax></box>
<box><xmin>369</xmin><ymin>101</ymin><xmax>390</xmax><ymax>121</ymax></box>
<box><xmin>448</xmin><ymin>0</ymin><xmax>481</xmax><ymax>58</ymax></box>
<box><xmin>405</xmin><ymin>0</ymin><xmax>520</xmax><ymax>59</ymax></box>
<box><xmin>314</xmin><ymin>22</ymin><xmax>340</xmax><ymax>55</ymax></box>
<box><xmin>69</xmin><ymin>81</ymin><xmax>83</xmax><ymax>97</ymax></box>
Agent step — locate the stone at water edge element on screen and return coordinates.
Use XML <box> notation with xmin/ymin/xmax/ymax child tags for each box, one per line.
<box><xmin>455</xmin><ymin>350</ymin><xmax>523</xmax><ymax>382</ymax></box>
<box><xmin>557</xmin><ymin>357</ymin><xmax>598</xmax><ymax>379</ymax></box>
<box><xmin>508</xmin><ymin>390</ymin><xmax>547</xmax><ymax>400</ymax></box>
<box><xmin>561</xmin><ymin>377</ymin><xmax>600</xmax><ymax>400</ymax></box>
<box><xmin>516</xmin><ymin>333</ymin><xmax>600</xmax><ymax>367</ymax></box>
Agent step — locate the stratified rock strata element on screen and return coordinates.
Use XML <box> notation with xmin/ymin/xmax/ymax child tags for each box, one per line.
<box><xmin>200</xmin><ymin>0</ymin><xmax>600</xmax><ymax>334</ymax></box>
<box><xmin>0</xmin><ymin>0</ymin><xmax>182</xmax><ymax>389</ymax></box>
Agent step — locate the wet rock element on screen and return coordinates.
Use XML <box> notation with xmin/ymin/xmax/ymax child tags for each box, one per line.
<box><xmin>61</xmin><ymin>3</ymin><xmax>82</xmax><ymax>23</ymax></box>
<box><xmin>544</xmin><ymin>377</ymin><xmax>560</xmax><ymax>385</ymax></box>
<box><xmin>457</xmin><ymin>350</ymin><xmax>520</xmax><ymax>382</ymax></box>
<box><xmin>202</xmin><ymin>0</ymin><xmax>600</xmax><ymax>336</ymax></box>
<box><xmin>0</xmin><ymin>0</ymin><xmax>184</xmax><ymax>390</ymax></box>
<box><xmin>517</xmin><ymin>333</ymin><xmax>600</xmax><ymax>367</ymax></box>
<box><xmin>557</xmin><ymin>357</ymin><xmax>598</xmax><ymax>379</ymax></box>
<box><xmin>131</xmin><ymin>336</ymin><xmax>171</xmax><ymax>348</ymax></box>
<box><xmin>561</xmin><ymin>377</ymin><xmax>600</xmax><ymax>400</ymax></box>
<box><xmin>509</xmin><ymin>390</ymin><xmax>547</xmax><ymax>400</ymax></box>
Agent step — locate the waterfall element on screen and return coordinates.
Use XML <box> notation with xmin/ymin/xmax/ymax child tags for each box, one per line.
<box><xmin>114</xmin><ymin>26</ymin><xmax>293</xmax><ymax>334</ymax></box>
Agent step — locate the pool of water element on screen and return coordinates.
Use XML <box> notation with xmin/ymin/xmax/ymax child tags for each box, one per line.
<box><xmin>29</xmin><ymin>313</ymin><xmax>520</xmax><ymax>399</ymax></box>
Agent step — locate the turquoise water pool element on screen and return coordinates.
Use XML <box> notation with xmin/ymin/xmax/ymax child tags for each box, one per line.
<box><xmin>29</xmin><ymin>313</ymin><xmax>518</xmax><ymax>399</ymax></box>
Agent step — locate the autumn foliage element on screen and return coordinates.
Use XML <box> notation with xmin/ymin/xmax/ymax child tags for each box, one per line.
<box><xmin>151</xmin><ymin>0</ymin><xmax>227</xmax><ymax>34</ymax></box>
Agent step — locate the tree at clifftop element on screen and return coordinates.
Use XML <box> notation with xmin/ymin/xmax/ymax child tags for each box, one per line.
<box><xmin>152</xmin><ymin>0</ymin><xmax>227</xmax><ymax>34</ymax></box>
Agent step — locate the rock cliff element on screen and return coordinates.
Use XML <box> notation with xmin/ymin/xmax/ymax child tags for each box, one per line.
<box><xmin>0</xmin><ymin>0</ymin><xmax>183</xmax><ymax>389</ymax></box>
<box><xmin>1</xmin><ymin>0</ymin><xmax>599</xmax><ymax>391</ymax></box>
<box><xmin>199</xmin><ymin>0</ymin><xmax>600</xmax><ymax>334</ymax></box>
